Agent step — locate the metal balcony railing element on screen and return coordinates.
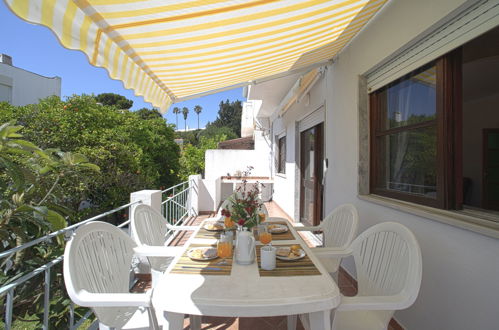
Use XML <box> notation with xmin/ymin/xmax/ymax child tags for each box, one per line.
<box><xmin>0</xmin><ymin>180</ymin><xmax>193</xmax><ymax>330</ymax></box>
<box><xmin>161</xmin><ymin>180</ymin><xmax>192</xmax><ymax>228</ymax></box>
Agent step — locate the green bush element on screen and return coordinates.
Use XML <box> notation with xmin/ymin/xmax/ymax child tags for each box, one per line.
<box><xmin>0</xmin><ymin>95</ymin><xmax>180</xmax><ymax>215</ymax></box>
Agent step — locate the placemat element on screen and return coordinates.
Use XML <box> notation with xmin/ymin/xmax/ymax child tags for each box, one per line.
<box><xmin>194</xmin><ymin>226</ymin><xmax>224</xmax><ymax>239</ymax></box>
<box><xmin>256</xmin><ymin>245</ymin><xmax>321</xmax><ymax>277</ymax></box>
<box><xmin>170</xmin><ymin>243</ymin><xmax>232</xmax><ymax>275</ymax></box>
<box><xmin>256</xmin><ymin>221</ymin><xmax>295</xmax><ymax>241</ymax></box>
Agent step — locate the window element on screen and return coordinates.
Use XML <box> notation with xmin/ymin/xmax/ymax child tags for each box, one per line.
<box><xmin>370</xmin><ymin>26</ymin><xmax>499</xmax><ymax>212</ymax></box>
<box><xmin>370</xmin><ymin>63</ymin><xmax>442</xmax><ymax>207</ymax></box>
<box><xmin>277</xmin><ymin>136</ymin><xmax>286</xmax><ymax>174</ymax></box>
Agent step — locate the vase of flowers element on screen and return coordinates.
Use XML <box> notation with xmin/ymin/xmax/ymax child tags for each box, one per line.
<box><xmin>222</xmin><ymin>166</ymin><xmax>264</xmax><ymax>230</ymax></box>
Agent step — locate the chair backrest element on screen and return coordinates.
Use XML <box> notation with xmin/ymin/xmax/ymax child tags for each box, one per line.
<box><xmin>322</xmin><ymin>204</ymin><xmax>359</xmax><ymax>249</ymax></box>
<box><xmin>258</xmin><ymin>202</ymin><xmax>269</xmax><ymax>217</ymax></box>
<box><xmin>64</xmin><ymin>221</ymin><xmax>135</xmax><ymax>298</ymax></box>
<box><xmin>217</xmin><ymin>196</ymin><xmax>234</xmax><ymax>217</ymax></box>
<box><xmin>351</xmin><ymin>222</ymin><xmax>422</xmax><ymax>308</ymax></box>
<box><xmin>132</xmin><ymin>204</ymin><xmax>168</xmax><ymax>247</ymax></box>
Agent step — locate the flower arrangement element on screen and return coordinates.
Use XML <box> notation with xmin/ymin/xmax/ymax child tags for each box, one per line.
<box><xmin>222</xmin><ymin>166</ymin><xmax>264</xmax><ymax>229</ymax></box>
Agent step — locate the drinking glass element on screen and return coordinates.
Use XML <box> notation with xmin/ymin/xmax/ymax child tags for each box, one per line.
<box><xmin>258</xmin><ymin>213</ymin><xmax>266</xmax><ymax>223</ymax></box>
<box><xmin>217</xmin><ymin>234</ymin><xmax>233</xmax><ymax>265</ymax></box>
<box><xmin>224</xmin><ymin>216</ymin><xmax>234</xmax><ymax>229</ymax></box>
<box><xmin>258</xmin><ymin>225</ymin><xmax>272</xmax><ymax>245</ymax></box>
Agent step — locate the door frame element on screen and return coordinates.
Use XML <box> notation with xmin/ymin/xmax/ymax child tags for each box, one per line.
<box><xmin>299</xmin><ymin>122</ymin><xmax>324</xmax><ymax>226</ymax></box>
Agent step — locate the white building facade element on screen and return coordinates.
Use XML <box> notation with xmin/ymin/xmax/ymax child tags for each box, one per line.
<box><xmin>0</xmin><ymin>54</ymin><xmax>61</xmax><ymax>106</ymax></box>
<box><xmin>247</xmin><ymin>0</ymin><xmax>499</xmax><ymax>329</ymax></box>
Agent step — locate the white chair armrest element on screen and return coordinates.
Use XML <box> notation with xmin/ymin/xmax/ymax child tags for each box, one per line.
<box><xmin>310</xmin><ymin>247</ymin><xmax>353</xmax><ymax>258</ymax></box>
<box><xmin>134</xmin><ymin>246</ymin><xmax>183</xmax><ymax>257</ymax></box>
<box><xmin>337</xmin><ymin>295</ymin><xmax>405</xmax><ymax>311</ymax></box>
<box><xmin>76</xmin><ymin>290</ymin><xmax>151</xmax><ymax>307</ymax></box>
<box><xmin>170</xmin><ymin>225</ymin><xmax>198</xmax><ymax>231</ymax></box>
<box><xmin>295</xmin><ymin>226</ymin><xmax>322</xmax><ymax>232</ymax></box>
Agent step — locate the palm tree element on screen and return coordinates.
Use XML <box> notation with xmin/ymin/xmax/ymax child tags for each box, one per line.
<box><xmin>182</xmin><ymin>107</ymin><xmax>189</xmax><ymax>132</ymax></box>
<box><xmin>194</xmin><ymin>105</ymin><xmax>202</xmax><ymax>129</ymax></box>
<box><xmin>172</xmin><ymin>107</ymin><xmax>180</xmax><ymax>128</ymax></box>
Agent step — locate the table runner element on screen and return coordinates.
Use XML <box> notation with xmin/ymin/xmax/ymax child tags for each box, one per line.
<box><xmin>195</xmin><ymin>221</ymin><xmax>294</xmax><ymax>240</ymax></box>
<box><xmin>256</xmin><ymin>245</ymin><xmax>321</xmax><ymax>277</ymax></box>
<box><xmin>194</xmin><ymin>227</ymin><xmax>224</xmax><ymax>239</ymax></box>
<box><xmin>170</xmin><ymin>243</ymin><xmax>232</xmax><ymax>275</ymax></box>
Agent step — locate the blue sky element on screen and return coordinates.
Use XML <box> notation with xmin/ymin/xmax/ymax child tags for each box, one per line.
<box><xmin>0</xmin><ymin>2</ymin><xmax>245</xmax><ymax>130</ymax></box>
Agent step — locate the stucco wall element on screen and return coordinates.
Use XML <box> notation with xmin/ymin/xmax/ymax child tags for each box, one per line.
<box><xmin>271</xmin><ymin>74</ymin><xmax>327</xmax><ymax>221</ymax></box>
<box><xmin>204</xmin><ymin>130</ymin><xmax>272</xmax><ymax>180</ymax></box>
<box><xmin>321</xmin><ymin>0</ymin><xmax>499</xmax><ymax>329</ymax></box>
<box><xmin>0</xmin><ymin>63</ymin><xmax>61</xmax><ymax>106</ymax></box>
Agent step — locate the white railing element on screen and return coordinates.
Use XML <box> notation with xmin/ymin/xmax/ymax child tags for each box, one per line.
<box><xmin>161</xmin><ymin>180</ymin><xmax>193</xmax><ymax>227</ymax></box>
<box><xmin>0</xmin><ymin>200</ymin><xmax>141</xmax><ymax>330</ymax></box>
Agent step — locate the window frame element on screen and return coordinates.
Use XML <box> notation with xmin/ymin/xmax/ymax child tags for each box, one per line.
<box><xmin>277</xmin><ymin>135</ymin><xmax>286</xmax><ymax>175</ymax></box>
<box><xmin>369</xmin><ymin>50</ymin><xmax>462</xmax><ymax>210</ymax></box>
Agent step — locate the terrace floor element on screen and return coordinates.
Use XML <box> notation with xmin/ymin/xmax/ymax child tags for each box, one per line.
<box><xmin>132</xmin><ymin>202</ymin><xmax>402</xmax><ymax>330</ymax></box>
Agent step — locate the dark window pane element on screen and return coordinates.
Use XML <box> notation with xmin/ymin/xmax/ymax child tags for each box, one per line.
<box><xmin>379</xmin><ymin>65</ymin><xmax>437</xmax><ymax>130</ymax></box>
<box><xmin>278</xmin><ymin>136</ymin><xmax>286</xmax><ymax>174</ymax></box>
<box><xmin>376</xmin><ymin>126</ymin><xmax>437</xmax><ymax>197</ymax></box>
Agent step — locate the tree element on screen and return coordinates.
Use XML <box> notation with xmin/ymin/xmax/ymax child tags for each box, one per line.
<box><xmin>172</xmin><ymin>106</ymin><xmax>180</xmax><ymax>128</ymax></box>
<box><xmin>182</xmin><ymin>106</ymin><xmax>189</xmax><ymax>132</ymax></box>
<box><xmin>194</xmin><ymin>105</ymin><xmax>202</xmax><ymax>129</ymax></box>
<box><xmin>0</xmin><ymin>95</ymin><xmax>180</xmax><ymax>213</ymax></box>
<box><xmin>135</xmin><ymin>108</ymin><xmax>163</xmax><ymax>120</ymax></box>
<box><xmin>179</xmin><ymin>134</ymin><xmax>228</xmax><ymax>179</ymax></box>
<box><xmin>200</xmin><ymin>125</ymin><xmax>237</xmax><ymax>141</ymax></box>
<box><xmin>206</xmin><ymin>99</ymin><xmax>243</xmax><ymax>137</ymax></box>
<box><xmin>95</xmin><ymin>93</ymin><xmax>133</xmax><ymax>109</ymax></box>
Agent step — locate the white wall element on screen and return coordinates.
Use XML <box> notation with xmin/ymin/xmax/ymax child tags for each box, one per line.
<box><xmin>204</xmin><ymin>130</ymin><xmax>272</xmax><ymax>180</ymax></box>
<box><xmin>321</xmin><ymin>0</ymin><xmax>499</xmax><ymax>329</ymax></box>
<box><xmin>270</xmin><ymin>74</ymin><xmax>327</xmax><ymax>221</ymax></box>
<box><xmin>0</xmin><ymin>63</ymin><xmax>61</xmax><ymax>106</ymax></box>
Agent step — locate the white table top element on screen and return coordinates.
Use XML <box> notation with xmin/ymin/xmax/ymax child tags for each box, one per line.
<box><xmin>152</xmin><ymin>217</ymin><xmax>340</xmax><ymax>317</ymax></box>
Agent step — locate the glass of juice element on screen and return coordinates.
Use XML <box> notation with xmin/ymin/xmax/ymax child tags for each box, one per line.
<box><xmin>217</xmin><ymin>234</ymin><xmax>233</xmax><ymax>265</ymax></box>
<box><xmin>258</xmin><ymin>225</ymin><xmax>272</xmax><ymax>245</ymax></box>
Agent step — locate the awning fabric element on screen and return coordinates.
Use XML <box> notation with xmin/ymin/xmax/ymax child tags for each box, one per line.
<box><xmin>6</xmin><ymin>0</ymin><xmax>387</xmax><ymax>112</ymax></box>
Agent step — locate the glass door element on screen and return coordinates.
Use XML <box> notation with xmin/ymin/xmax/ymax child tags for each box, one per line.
<box><xmin>300</xmin><ymin>123</ymin><xmax>324</xmax><ymax>226</ymax></box>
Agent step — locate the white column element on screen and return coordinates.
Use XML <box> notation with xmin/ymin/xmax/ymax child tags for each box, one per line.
<box><xmin>188</xmin><ymin>175</ymin><xmax>201</xmax><ymax>216</ymax></box>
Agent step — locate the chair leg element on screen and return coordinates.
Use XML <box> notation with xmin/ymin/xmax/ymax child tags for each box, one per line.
<box><xmin>98</xmin><ymin>322</ymin><xmax>113</xmax><ymax>330</ymax></box>
<box><xmin>148</xmin><ymin>306</ymin><xmax>160</xmax><ymax>330</ymax></box>
<box><xmin>309</xmin><ymin>311</ymin><xmax>331</xmax><ymax>330</ymax></box>
<box><xmin>189</xmin><ymin>315</ymin><xmax>202</xmax><ymax>330</ymax></box>
<box><xmin>287</xmin><ymin>315</ymin><xmax>297</xmax><ymax>330</ymax></box>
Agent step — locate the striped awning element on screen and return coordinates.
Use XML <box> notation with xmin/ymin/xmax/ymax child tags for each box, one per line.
<box><xmin>6</xmin><ymin>0</ymin><xmax>387</xmax><ymax>112</ymax></box>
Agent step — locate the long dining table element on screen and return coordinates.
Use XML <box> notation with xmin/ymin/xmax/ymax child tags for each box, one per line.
<box><xmin>152</xmin><ymin>217</ymin><xmax>340</xmax><ymax>330</ymax></box>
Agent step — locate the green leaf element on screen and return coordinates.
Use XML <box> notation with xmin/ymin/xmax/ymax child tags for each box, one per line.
<box><xmin>46</xmin><ymin>210</ymin><xmax>67</xmax><ymax>231</ymax></box>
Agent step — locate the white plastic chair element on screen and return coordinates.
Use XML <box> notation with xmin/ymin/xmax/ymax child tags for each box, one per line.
<box><xmin>295</xmin><ymin>222</ymin><xmax>423</xmax><ymax>330</ymax></box>
<box><xmin>63</xmin><ymin>221</ymin><xmax>178</xmax><ymax>329</ymax></box>
<box><xmin>295</xmin><ymin>204</ymin><xmax>358</xmax><ymax>278</ymax></box>
<box><xmin>132</xmin><ymin>204</ymin><xmax>197</xmax><ymax>286</ymax></box>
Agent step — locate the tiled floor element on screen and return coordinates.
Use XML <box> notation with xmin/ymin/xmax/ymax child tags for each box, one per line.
<box><xmin>133</xmin><ymin>202</ymin><xmax>402</xmax><ymax>330</ymax></box>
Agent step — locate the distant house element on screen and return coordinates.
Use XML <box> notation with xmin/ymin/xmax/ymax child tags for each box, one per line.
<box><xmin>0</xmin><ymin>54</ymin><xmax>61</xmax><ymax>106</ymax></box>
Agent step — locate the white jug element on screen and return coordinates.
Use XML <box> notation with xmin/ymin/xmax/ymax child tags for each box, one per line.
<box><xmin>235</xmin><ymin>227</ymin><xmax>256</xmax><ymax>265</ymax></box>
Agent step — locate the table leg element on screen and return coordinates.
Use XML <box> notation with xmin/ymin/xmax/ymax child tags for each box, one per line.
<box><xmin>309</xmin><ymin>310</ymin><xmax>331</xmax><ymax>330</ymax></box>
<box><xmin>190</xmin><ymin>315</ymin><xmax>201</xmax><ymax>330</ymax></box>
<box><xmin>287</xmin><ymin>315</ymin><xmax>297</xmax><ymax>330</ymax></box>
<box><xmin>161</xmin><ymin>311</ymin><xmax>184</xmax><ymax>330</ymax></box>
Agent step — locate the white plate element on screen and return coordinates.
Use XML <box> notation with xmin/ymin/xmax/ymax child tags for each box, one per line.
<box><xmin>276</xmin><ymin>248</ymin><xmax>306</xmax><ymax>261</ymax></box>
<box><xmin>203</xmin><ymin>221</ymin><xmax>225</xmax><ymax>231</ymax></box>
<box><xmin>267</xmin><ymin>224</ymin><xmax>288</xmax><ymax>234</ymax></box>
<box><xmin>187</xmin><ymin>247</ymin><xmax>218</xmax><ymax>261</ymax></box>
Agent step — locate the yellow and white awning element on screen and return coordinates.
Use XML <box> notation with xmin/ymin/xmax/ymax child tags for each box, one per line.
<box><xmin>6</xmin><ymin>0</ymin><xmax>387</xmax><ymax>112</ymax></box>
